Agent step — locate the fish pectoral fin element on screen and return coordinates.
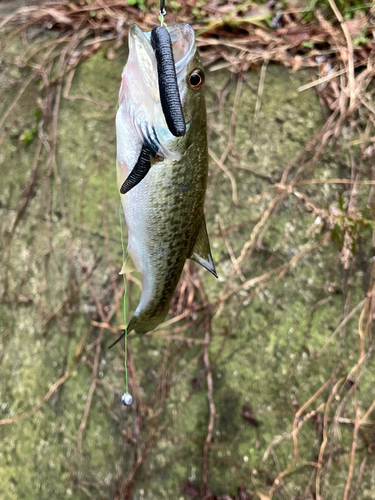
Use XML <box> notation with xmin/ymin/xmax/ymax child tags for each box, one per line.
<box><xmin>120</xmin><ymin>253</ymin><xmax>138</xmax><ymax>274</ymax></box>
<box><xmin>190</xmin><ymin>217</ymin><xmax>218</xmax><ymax>278</ymax></box>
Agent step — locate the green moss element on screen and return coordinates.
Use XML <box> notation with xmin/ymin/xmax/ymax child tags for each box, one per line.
<box><xmin>0</xmin><ymin>29</ymin><xmax>373</xmax><ymax>500</ymax></box>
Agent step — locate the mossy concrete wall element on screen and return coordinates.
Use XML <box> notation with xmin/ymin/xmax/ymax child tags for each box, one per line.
<box><xmin>0</xmin><ymin>30</ymin><xmax>374</xmax><ymax>500</ymax></box>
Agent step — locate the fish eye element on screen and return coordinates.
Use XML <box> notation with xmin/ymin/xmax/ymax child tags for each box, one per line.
<box><xmin>189</xmin><ymin>69</ymin><xmax>204</xmax><ymax>90</ymax></box>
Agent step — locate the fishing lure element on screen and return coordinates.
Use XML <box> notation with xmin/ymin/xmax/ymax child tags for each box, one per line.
<box><xmin>151</xmin><ymin>26</ymin><xmax>186</xmax><ymax>137</ymax></box>
<box><xmin>113</xmin><ymin>17</ymin><xmax>216</xmax><ymax>348</ymax></box>
<box><xmin>119</xmin><ymin>25</ymin><xmax>185</xmax><ymax>195</ymax></box>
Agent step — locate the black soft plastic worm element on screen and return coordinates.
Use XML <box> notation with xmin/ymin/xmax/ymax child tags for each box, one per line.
<box><xmin>120</xmin><ymin>144</ymin><xmax>156</xmax><ymax>194</ymax></box>
<box><xmin>151</xmin><ymin>26</ymin><xmax>186</xmax><ymax>137</ymax></box>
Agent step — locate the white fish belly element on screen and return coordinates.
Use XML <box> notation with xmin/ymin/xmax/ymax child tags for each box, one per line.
<box><xmin>122</xmin><ymin>148</ymin><xmax>206</xmax><ymax>332</ymax></box>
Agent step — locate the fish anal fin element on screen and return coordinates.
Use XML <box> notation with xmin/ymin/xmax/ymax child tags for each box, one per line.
<box><xmin>120</xmin><ymin>253</ymin><xmax>138</xmax><ymax>274</ymax></box>
<box><xmin>190</xmin><ymin>217</ymin><xmax>218</xmax><ymax>278</ymax></box>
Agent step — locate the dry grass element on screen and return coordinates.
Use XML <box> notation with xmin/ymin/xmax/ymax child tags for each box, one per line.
<box><xmin>0</xmin><ymin>1</ymin><xmax>375</xmax><ymax>499</ymax></box>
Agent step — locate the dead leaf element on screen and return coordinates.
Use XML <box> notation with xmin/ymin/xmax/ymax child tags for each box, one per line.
<box><xmin>291</xmin><ymin>55</ymin><xmax>303</xmax><ymax>72</ymax></box>
<box><xmin>217</xmin><ymin>5</ymin><xmax>237</xmax><ymax>14</ymax></box>
<box><xmin>344</xmin><ymin>15</ymin><xmax>366</xmax><ymax>39</ymax></box>
<box><xmin>284</xmin><ymin>30</ymin><xmax>310</xmax><ymax>45</ymax></box>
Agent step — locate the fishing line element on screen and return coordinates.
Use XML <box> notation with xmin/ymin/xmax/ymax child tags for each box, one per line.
<box><xmin>119</xmin><ymin>202</ymin><xmax>132</xmax><ymax>407</ymax></box>
<box><xmin>158</xmin><ymin>0</ymin><xmax>166</xmax><ymax>26</ymax></box>
<box><xmin>118</xmin><ymin>0</ymin><xmax>180</xmax><ymax>408</ymax></box>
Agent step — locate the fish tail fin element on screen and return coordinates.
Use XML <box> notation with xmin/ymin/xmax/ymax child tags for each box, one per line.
<box><xmin>128</xmin><ymin>316</ymin><xmax>149</xmax><ymax>335</ymax></box>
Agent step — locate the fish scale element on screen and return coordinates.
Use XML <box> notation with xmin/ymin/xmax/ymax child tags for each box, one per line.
<box><xmin>115</xmin><ymin>23</ymin><xmax>217</xmax><ymax>339</ymax></box>
<box><xmin>127</xmin><ymin>126</ymin><xmax>207</xmax><ymax>333</ymax></box>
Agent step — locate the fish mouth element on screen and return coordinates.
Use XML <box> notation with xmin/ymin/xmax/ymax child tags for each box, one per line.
<box><xmin>120</xmin><ymin>24</ymin><xmax>196</xmax><ymax>169</ymax></box>
<box><xmin>129</xmin><ymin>23</ymin><xmax>195</xmax><ymax>99</ymax></box>
<box><xmin>162</xmin><ymin>24</ymin><xmax>196</xmax><ymax>83</ymax></box>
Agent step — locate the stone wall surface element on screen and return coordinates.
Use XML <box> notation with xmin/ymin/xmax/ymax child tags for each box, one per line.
<box><xmin>0</xmin><ymin>27</ymin><xmax>374</xmax><ymax>500</ymax></box>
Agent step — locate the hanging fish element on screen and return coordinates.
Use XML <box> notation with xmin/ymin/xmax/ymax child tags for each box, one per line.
<box><xmin>112</xmin><ymin>23</ymin><xmax>217</xmax><ymax>345</ymax></box>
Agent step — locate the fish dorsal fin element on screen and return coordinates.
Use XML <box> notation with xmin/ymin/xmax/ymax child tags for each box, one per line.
<box><xmin>120</xmin><ymin>253</ymin><xmax>138</xmax><ymax>275</ymax></box>
<box><xmin>190</xmin><ymin>217</ymin><xmax>218</xmax><ymax>278</ymax></box>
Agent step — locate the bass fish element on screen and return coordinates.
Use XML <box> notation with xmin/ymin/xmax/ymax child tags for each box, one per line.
<box><xmin>113</xmin><ymin>23</ymin><xmax>217</xmax><ymax>344</ymax></box>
